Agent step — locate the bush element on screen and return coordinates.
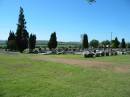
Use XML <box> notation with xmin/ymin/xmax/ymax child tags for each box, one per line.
<box><xmin>95</xmin><ymin>53</ymin><xmax>100</xmax><ymax>57</ymax></box>
<box><xmin>101</xmin><ymin>52</ymin><xmax>105</xmax><ymax>56</ymax></box>
<box><xmin>34</xmin><ymin>50</ymin><xmax>38</xmax><ymax>54</ymax></box>
<box><xmin>110</xmin><ymin>52</ymin><xmax>113</xmax><ymax>56</ymax></box>
<box><xmin>127</xmin><ymin>51</ymin><xmax>130</xmax><ymax>55</ymax></box>
<box><xmin>84</xmin><ymin>53</ymin><xmax>94</xmax><ymax>58</ymax></box>
<box><xmin>105</xmin><ymin>52</ymin><xmax>109</xmax><ymax>56</ymax></box>
<box><xmin>113</xmin><ymin>51</ymin><xmax>117</xmax><ymax>56</ymax></box>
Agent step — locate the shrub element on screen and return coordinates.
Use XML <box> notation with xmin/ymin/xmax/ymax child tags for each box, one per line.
<box><xmin>101</xmin><ymin>52</ymin><xmax>105</xmax><ymax>56</ymax></box>
<box><xmin>85</xmin><ymin>54</ymin><xmax>94</xmax><ymax>58</ymax></box>
<box><xmin>95</xmin><ymin>53</ymin><xmax>100</xmax><ymax>57</ymax></box>
<box><xmin>106</xmin><ymin>52</ymin><xmax>109</xmax><ymax>56</ymax></box>
<box><xmin>113</xmin><ymin>51</ymin><xmax>117</xmax><ymax>56</ymax></box>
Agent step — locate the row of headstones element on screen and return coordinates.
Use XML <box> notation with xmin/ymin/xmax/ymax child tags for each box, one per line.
<box><xmin>83</xmin><ymin>51</ymin><xmax>126</xmax><ymax>58</ymax></box>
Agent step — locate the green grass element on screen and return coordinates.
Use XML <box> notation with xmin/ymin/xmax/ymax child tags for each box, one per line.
<box><xmin>0</xmin><ymin>54</ymin><xmax>130</xmax><ymax>97</ymax></box>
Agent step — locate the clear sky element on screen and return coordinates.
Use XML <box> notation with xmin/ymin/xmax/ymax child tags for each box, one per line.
<box><xmin>0</xmin><ymin>0</ymin><xmax>130</xmax><ymax>42</ymax></box>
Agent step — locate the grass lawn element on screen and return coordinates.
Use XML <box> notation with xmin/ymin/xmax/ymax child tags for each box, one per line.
<box><xmin>0</xmin><ymin>53</ymin><xmax>130</xmax><ymax>97</ymax></box>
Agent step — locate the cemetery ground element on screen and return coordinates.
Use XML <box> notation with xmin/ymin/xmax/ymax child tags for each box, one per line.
<box><xmin>0</xmin><ymin>53</ymin><xmax>130</xmax><ymax>97</ymax></box>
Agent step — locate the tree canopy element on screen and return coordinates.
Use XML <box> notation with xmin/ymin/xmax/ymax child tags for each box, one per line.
<box><xmin>86</xmin><ymin>0</ymin><xmax>96</xmax><ymax>4</ymax></box>
<box><xmin>121</xmin><ymin>38</ymin><xmax>126</xmax><ymax>48</ymax></box>
<box><xmin>48</xmin><ymin>32</ymin><xmax>57</xmax><ymax>50</ymax></box>
<box><xmin>7</xmin><ymin>31</ymin><xmax>16</xmax><ymax>51</ymax></box>
<box><xmin>111</xmin><ymin>37</ymin><xmax>120</xmax><ymax>48</ymax></box>
<box><xmin>101</xmin><ymin>40</ymin><xmax>110</xmax><ymax>47</ymax></box>
<box><xmin>90</xmin><ymin>39</ymin><xmax>99</xmax><ymax>48</ymax></box>
<box><xmin>29</xmin><ymin>34</ymin><xmax>36</xmax><ymax>52</ymax></box>
<box><xmin>16</xmin><ymin>7</ymin><xmax>29</xmax><ymax>53</ymax></box>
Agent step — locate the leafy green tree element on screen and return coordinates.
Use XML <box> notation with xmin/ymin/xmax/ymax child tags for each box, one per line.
<box><xmin>90</xmin><ymin>39</ymin><xmax>99</xmax><ymax>48</ymax></box>
<box><xmin>121</xmin><ymin>38</ymin><xmax>126</xmax><ymax>48</ymax></box>
<box><xmin>82</xmin><ymin>34</ymin><xmax>88</xmax><ymax>49</ymax></box>
<box><xmin>111</xmin><ymin>37</ymin><xmax>120</xmax><ymax>48</ymax></box>
<box><xmin>111</xmin><ymin>40</ymin><xmax>115</xmax><ymax>48</ymax></box>
<box><xmin>16</xmin><ymin>7</ymin><xmax>29</xmax><ymax>53</ymax></box>
<box><xmin>127</xmin><ymin>43</ymin><xmax>130</xmax><ymax>48</ymax></box>
<box><xmin>101</xmin><ymin>40</ymin><xmax>110</xmax><ymax>47</ymax></box>
<box><xmin>48</xmin><ymin>32</ymin><xmax>57</xmax><ymax>50</ymax></box>
<box><xmin>29</xmin><ymin>34</ymin><xmax>36</xmax><ymax>52</ymax></box>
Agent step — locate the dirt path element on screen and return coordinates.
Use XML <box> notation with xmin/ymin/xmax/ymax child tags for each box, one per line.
<box><xmin>33</xmin><ymin>56</ymin><xmax>113</xmax><ymax>68</ymax></box>
<box><xmin>32</xmin><ymin>56</ymin><xmax>130</xmax><ymax>73</ymax></box>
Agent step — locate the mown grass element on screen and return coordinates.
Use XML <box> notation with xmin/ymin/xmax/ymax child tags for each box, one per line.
<box><xmin>0</xmin><ymin>53</ymin><xmax>130</xmax><ymax>97</ymax></box>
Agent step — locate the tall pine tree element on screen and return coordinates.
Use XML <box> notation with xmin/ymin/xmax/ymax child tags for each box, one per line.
<box><xmin>114</xmin><ymin>37</ymin><xmax>120</xmax><ymax>48</ymax></box>
<box><xmin>121</xmin><ymin>38</ymin><xmax>126</xmax><ymax>48</ymax></box>
<box><xmin>29</xmin><ymin>34</ymin><xmax>36</xmax><ymax>52</ymax></box>
<box><xmin>16</xmin><ymin>7</ymin><xmax>29</xmax><ymax>53</ymax></box>
<box><xmin>7</xmin><ymin>30</ymin><xmax>16</xmax><ymax>51</ymax></box>
<box><xmin>48</xmin><ymin>32</ymin><xmax>57</xmax><ymax>50</ymax></box>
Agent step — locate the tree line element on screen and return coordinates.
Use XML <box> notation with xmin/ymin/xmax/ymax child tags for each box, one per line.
<box><xmin>7</xmin><ymin>7</ymin><xmax>36</xmax><ymax>53</ymax></box>
<box><xmin>7</xmin><ymin>7</ymin><xmax>58</xmax><ymax>53</ymax></box>
<box><xmin>3</xmin><ymin>7</ymin><xmax>130</xmax><ymax>53</ymax></box>
<box><xmin>82</xmin><ymin>33</ymin><xmax>130</xmax><ymax>49</ymax></box>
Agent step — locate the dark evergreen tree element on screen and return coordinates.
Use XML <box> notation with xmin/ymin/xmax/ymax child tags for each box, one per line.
<box><xmin>15</xmin><ymin>7</ymin><xmax>29</xmax><ymax>53</ymax></box>
<box><xmin>82</xmin><ymin>34</ymin><xmax>88</xmax><ymax>49</ymax></box>
<box><xmin>29</xmin><ymin>34</ymin><xmax>36</xmax><ymax>52</ymax></box>
<box><xmin>48</xmin><ymin>32</ymin><xmax>57</xmax><ymax>50</ymax></box>
<box><xmin>90</xmin><ymin>39</ymin><xmax>99</xmax><ymax>48</ymax></box>
<box><xmin>115</xmin><ymin>37</ymin><xmax>120</xmax><ymax>48</ymax></box>
<box><xmin>7</xmin><ymin>30</ymin><xmax>16</xmax><ymax>51</ymax></box>
<box><xmin>121</xmin><ymin>38</ymin><xmax>126</xmax><ymax>48</ymax></box>
<box><xmin>113</xmin><ymin>37</ymin><xmax>120</xmax><ymax>48</ymax></box>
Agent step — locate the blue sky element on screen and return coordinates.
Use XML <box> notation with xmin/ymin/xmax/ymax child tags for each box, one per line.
<box><xmin>0</xmin><ymin>0</ymin><xmax>130</xmax><ymax>42</ymax></box>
